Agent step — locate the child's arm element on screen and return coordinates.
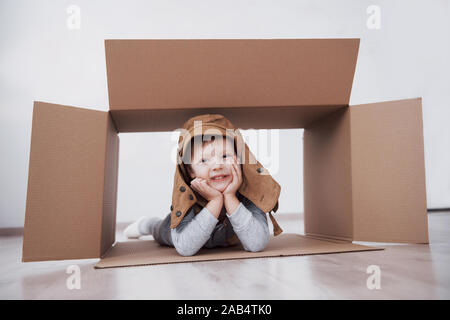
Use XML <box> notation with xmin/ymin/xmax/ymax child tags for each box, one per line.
<box><xmin>225</xmin><ymin>197</ymin><xmax>270</xmax><ymax>252</ymax></box>
<box><xmin>221</xmin><ymin>159</ymin><xmax>269</xmax><ymax>252</ymax></box>
<box><xmin>170</xmin><ymin>198</ymin><xmax>222</xmax><ymax>256</ymax></box>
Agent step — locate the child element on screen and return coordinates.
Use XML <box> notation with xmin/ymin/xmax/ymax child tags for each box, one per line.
<box><xmin>124</xmin><ymin>114</ymin><xmax>282</xmax><ymax>256</ymax></box>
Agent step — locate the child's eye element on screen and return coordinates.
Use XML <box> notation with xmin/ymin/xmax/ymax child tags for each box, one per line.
<box><xmin>201</xmin><ymin>158</ymin><xmax>208</xmax><ymax>163</ymax></box>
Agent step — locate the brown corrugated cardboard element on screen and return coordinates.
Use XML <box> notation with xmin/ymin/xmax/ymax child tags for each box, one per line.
<box><xmin>95</xmin><ymin>233</ymin><xmax>382</xmax><ymax>269</ymax></box>
<box><xmin>109</xmin><ymin>105</ymin><xmax>346</xmax><ymax>132</ymax></box>
<box><xmin>304</xmin><ymin>98</ymin><xmax>428</xmax><ymax>244</ymax></box>
<box><xmin>304</xmin><ymin>108</ymin><xmax>354</xmax><ymax>242</ymax></box>
<box><xmin>105</xmin><ymin>39</ymin><xmax>359</xmax><ymax>109</ymax></box>
<box><xmin>105</xmin><ymin>38</ymin><xmax>359</xmax><ymax>132</ymax></box>
<box><xmin>350</xmin><ymin>98</ymin><xmax>428</xmax><ymax>243</ymax></box>
<box><xmin>23</xmin><ymin>102</ymin><xmax>119</xmax><ymax>261</ymax></box>
<box><xmin>22</xmin><ymin>38</ymin><xmax>428</xmax><ymax>267</ymax></box>
<box><xmin>100</xmin><ymin>108</ymin><xmax>120</xmax><ymax>254</ymax></box>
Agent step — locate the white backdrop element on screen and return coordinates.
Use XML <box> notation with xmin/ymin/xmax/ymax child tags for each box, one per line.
<box><xmin>1</xmin><ymin>0</ymin><xmax>449</xmax><ymax>227</ymax></box>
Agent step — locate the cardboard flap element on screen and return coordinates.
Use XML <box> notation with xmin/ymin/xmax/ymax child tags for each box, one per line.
<box><xmin>105</xmin><ymin>39</ymin><xmax>360</xmax><ymax>111</ymax></box>
<box><xmin>109</xmin><ymin>105</ymin><xmax>347</xmax><ymax>132</ymax></box>
<box><xmin>303</xmin><ymin>108</ymin><xmax>354</xmax><ymax>242</ymax></box>
<box><xmin>350</xmin><ymin>98</ymin><xmax>429</xmax><ymax>243</ymax></box>
<box><xmin>22</xmin><ymin>102</ymin><xmax>119</xmax><ymax>261</ymax></box>
<box><xmin>95</xmin><ymin>233</ymin><xmax>382</xmax><ymax>268</ymax></box>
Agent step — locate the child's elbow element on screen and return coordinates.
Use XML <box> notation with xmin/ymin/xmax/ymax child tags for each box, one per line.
<box><xmin>176</xmin><ymin>248</ymin><xmax>198</xmax><ymax>257</ymax></box>
<box><xmin>171</xmin><ymin>229</ymin><xmax>199</xmax><ymax>256</ymax></box>
<box><xmin>174</xmin><ymin>244</ymin><xmax>199</xmax><ymax>257</ymax></box>
<box><xmin>246</xmin><ymin>234</ymin><xmax>270</xmax><ymax>253</ymax></box>
<box><xmin>246</xmin><ymin>242</ymin><xmax>268</xmax><ymax>253</ymax></box>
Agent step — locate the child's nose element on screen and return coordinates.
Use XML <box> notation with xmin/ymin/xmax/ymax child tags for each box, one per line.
<box><xmin>211</xmin><ymin>156</ymin><xmax>225</xmax><ymax>166</ymax></box>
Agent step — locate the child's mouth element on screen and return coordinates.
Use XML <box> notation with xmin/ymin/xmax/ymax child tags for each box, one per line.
<box><xmin>210</xmin><ymin>175</ymin><xmax>230</xmax><ymax>182</ymax></box>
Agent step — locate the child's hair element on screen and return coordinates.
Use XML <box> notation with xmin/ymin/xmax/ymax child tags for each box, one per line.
<box><xmin>182</xmin><ymin>134</ymin><xmax>237</xmax><ymax>174</ymax></box>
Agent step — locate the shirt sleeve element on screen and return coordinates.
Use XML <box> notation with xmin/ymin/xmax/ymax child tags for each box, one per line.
<box><xmin>226</xmin><ymin>201</ymin><xmax>270</xmax><ymax>252</ymax></box>
<box><xmin>170</xmin><ymin>207</ymin><xmax>218</xmax><ymax>256</ymax></box>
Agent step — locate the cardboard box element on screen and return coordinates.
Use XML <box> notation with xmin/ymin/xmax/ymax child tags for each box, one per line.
<box><xmin>22</xmin><ymin>39</ymin><xmax>428</xmax><ymax>267</ymax></box>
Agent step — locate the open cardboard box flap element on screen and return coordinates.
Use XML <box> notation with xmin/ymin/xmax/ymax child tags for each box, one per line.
<box><xmin>22</xmin><ymin>39</ymin><xmax>428</xmax><ymax>267</ymax></box>
<box><xmin>95</xmin><ymin>234</ymin><xmax>382</xmax><ymax>269</ymax></box>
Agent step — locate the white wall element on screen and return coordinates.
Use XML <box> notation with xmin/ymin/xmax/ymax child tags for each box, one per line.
<box><xmin>0</xmin><ymin>0</ymin><xmax>449</xmax><ymax>227</ymax></box>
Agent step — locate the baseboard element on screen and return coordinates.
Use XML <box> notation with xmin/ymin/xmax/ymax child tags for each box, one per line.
<box><xmin>0</xmin><ymin>227</ymin><xmax>24</xmax><ymax>236</ymax></box>
<box><xmin>427</xmin><ymin>208</ymin><xmax>450</xmax><ymax>212</ymax></box>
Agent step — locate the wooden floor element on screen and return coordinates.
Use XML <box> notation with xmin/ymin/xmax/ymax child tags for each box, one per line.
<box><xmin>1</xmin><ymin>212</ymin><xmax>449</xmax><ymax>299</ymax></box>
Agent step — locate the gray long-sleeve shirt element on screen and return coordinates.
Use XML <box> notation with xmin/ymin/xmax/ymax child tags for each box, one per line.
<box><xmin>170</xmin><ymin>195</ymin><xmax>270</xmax><ymax>256</ymax></box>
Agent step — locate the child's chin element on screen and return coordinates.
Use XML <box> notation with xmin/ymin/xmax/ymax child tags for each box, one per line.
<box><xmin>212</xmin><ymin>184</ymin><xmax>229</xmax><ymax>193</ymax></box>
<box><xmin>212</xmin><ymin>187</ymin><xmax>226</xmax><ymax>193</ymax></box>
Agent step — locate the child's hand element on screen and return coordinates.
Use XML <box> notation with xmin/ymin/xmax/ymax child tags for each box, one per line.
<box><xmin>190</xmin><ymin>178</ymin><xmax>223</xmax><ymax>202</ymax></box>
<box><xmin>222</xmin><ymin>157</ymin><xmax>243</xmax><ymax>198</ymax></box>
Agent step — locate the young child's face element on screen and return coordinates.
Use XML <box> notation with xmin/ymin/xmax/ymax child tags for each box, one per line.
<box><xmin>186</xmin><ymin>137</ymin><xmax>237</xmax><ymax>193</ymax></box>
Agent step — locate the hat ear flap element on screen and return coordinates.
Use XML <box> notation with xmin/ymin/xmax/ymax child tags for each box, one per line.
<box><xmin>170</xmin><ymin>164</ymin><xmax>199</xmax><ymax>229</ymax></box>
<box><xmin>234</xmin><ymin>129</ymin><xmax>282</xmax><ymax>236</ymax></box>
